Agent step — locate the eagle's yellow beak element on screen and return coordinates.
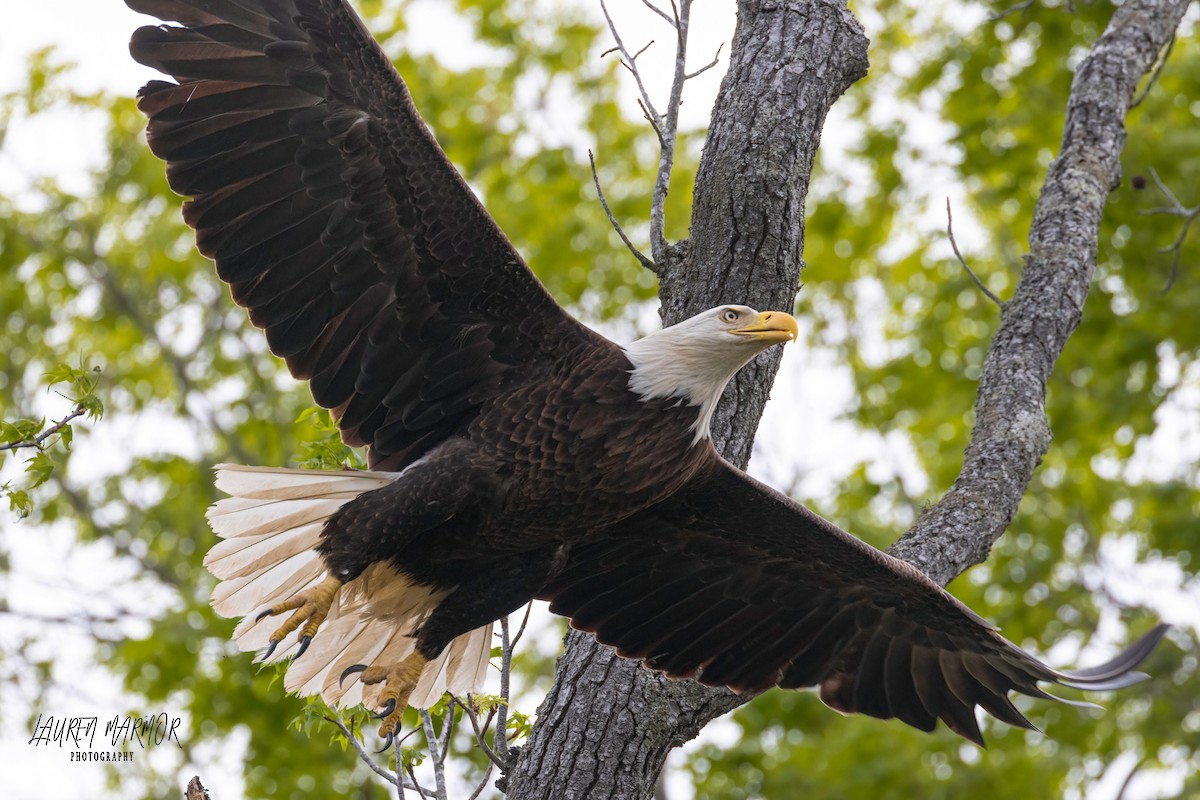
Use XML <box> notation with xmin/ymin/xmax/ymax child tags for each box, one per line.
<box><xmin>731</xmin><ymin>310</ymin><xmax>799</xmax><ymax>344</ymax></box>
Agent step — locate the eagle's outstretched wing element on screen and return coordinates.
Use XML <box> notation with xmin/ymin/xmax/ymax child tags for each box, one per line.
<box><xmin>127</xmin><ymin>0</ymin><xmax>607</xmax><ymax>470</ymax></box>
<box><xmin>541</xmin><ymin>458</ymin><xmax>1167</xmax><ymax>745</ymax></box>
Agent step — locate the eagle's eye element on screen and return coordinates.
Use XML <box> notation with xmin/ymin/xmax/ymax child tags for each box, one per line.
<box><xmin>721</xmin><ymin>309</ymin><xmax>739</xmax><ymax>323</ymax></box>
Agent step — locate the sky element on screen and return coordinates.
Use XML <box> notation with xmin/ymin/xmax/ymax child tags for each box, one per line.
<box><xmin>1</xmin><ymin>2</ymin><xmax>1196</xmax><ymax>799</ymax></box>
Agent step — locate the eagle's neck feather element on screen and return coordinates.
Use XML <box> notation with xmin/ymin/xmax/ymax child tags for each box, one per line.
<box><xmin>622</xmin><ymin>332</ymin><xmax>747</xmax><ymax>444</ymax></box>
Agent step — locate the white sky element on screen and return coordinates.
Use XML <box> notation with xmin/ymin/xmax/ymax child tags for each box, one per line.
<box><xmin>1</xmin><ymin>2</ymin><xmax>1196</xmax><ymax>799</ymax></box>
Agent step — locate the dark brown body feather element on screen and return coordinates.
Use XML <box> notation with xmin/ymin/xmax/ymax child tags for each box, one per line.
<box><xmin>128</xmin><ymin>0</ymin><xmax>1165</xmax><ymax>746</ymax></box>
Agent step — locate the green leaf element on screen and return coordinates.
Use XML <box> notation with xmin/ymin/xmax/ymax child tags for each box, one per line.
<box><xmin>24</xmin><ymin>451</ymin><xmax>54</xmax><ymax>489</ymax></box>
<box><xmin>7</xmin><ymin>489</ymin><xmax>32</xmax><ymax>519</ymax></box>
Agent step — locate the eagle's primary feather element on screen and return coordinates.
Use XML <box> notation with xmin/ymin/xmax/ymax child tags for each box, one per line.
<box><xmin>126</xmin><ymin>0</ymin><xmax>1166</xmax><ymax>745</ymax></box>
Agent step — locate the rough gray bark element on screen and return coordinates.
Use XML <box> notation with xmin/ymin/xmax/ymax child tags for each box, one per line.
<box><xmin>504</xmin><ymin>2</ymin><xmax>868</xmax><ymax>798</ymax></box>
<box><xmin>503</xmin><ymin>0</ymin><xmax>1188</xmax><ymax>798</ymax></box>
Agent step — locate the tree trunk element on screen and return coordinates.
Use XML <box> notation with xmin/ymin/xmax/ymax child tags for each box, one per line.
<box><xmin>504</xmin><ymin>0</ymin><xmax>1188</xmax><ymax>798</ymax></box>
<box><xmin>504</xmin><ymin>2</ymin><xmax>868</xmax><ymax>797</ymax></box>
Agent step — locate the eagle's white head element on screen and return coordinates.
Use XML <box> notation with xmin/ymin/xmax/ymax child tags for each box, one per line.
<box><xmin>623</xmin><ymin>305</ymin><xmax>799</xmax><ymax>443</ymax></box>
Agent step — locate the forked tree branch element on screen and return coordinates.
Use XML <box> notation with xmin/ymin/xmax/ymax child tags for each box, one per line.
<box><xmin>1139</xmin><ymin>166</ymin><xmax>1199</xmax><ymax>292</ymax></box>
<box><xmin>889</xmin><ymin>0</ymin><xmax>1193</xmax><ymax>583</ymax></box>
<box><xmin>596</xmin><ymin>0</ymin><xmax>718</xmax><ymax>267</ymax></box>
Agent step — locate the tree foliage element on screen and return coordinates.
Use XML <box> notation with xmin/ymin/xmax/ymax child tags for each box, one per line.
<box><xmin>0</xmin><ymin>0</ymin><xmax>1196</xmax><ymax>798</ymax></box>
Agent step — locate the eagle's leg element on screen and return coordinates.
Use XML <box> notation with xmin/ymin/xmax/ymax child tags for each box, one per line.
<box><xmin>341</xmin><ymin>652</ymin><xmax>429</xmax><ymax>739</ymax></box>
<box><xmin>255</xmin><ymin>575</ymin><xmax>343</xmax><ymax>658</ymax></box>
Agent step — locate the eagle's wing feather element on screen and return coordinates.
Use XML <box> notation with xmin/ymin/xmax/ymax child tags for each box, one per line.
<box><xmin>540</xmin><ymin>459</ymin><xmax>1167</xmax><ymax>745</ymax></box>
<box><xmin>128</xmin><ymin>0</ymin><xmax>607</xmax><ymax>469</ymax></box>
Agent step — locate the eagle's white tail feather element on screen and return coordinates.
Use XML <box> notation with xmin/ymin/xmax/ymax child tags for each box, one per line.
<box><xmin>207</xmin><ymin>464</ymin><xmax>494</xmax><ymax>710</ymax></box>
<box><xmin>205</xmin><ymin>522</ymin><xmax>325</xmax><ymax>581</ymax></box>
<box><xmin>211</xmin><ymin>550</ymin><xmax>325</xmax><ymax>617</ymax></box>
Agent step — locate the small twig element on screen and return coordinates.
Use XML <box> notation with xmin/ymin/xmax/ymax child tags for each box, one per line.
<box><xmin>466</xmin><ymin>759</ymin><xmax>496</xmax><ymax>800</ymax></box>
<box><xmin>640</xmin><ymin>0</ymin><xmax>675</xmax><ymax>25</ymax></box>
<box><xmin>323</xmin><ymin>715</ymin><xmax>421</xmax><ymax>793</ymax></box>
<box><xmin>989</xmin><ymin>0</ymin><xmax>1037</xmax><ymax>22</ymax></box>
<box><xmin>419</xmin><ymin>710</ymin><xmax>448</xmax><ymax>800</ymax></box>
<box><xmin>437</xmin><ymin>704</ymin><xmax>455</xmax><ymax>767</ymax></box>
<box><xmin>946</xmin><ymin>199</ymin><xmax>1004</xmax><ymax>308</ymax></box>
<box><xmin>405</xmin><ymin>764</ymin><xmax>429</xmax><ymax>800</ymax></box>
<box><xmin>1140</xmin><ymin>168</ymin><xmax>1199</xmax><ymax>293</ymax></box>
<box><xmin>394</xmin><ymin>731</ymin><xmax>406</xmax><ymax>800</ymax></box>
<box><xmin>636</xmin><ymin>99</ymin><xmax>665</xmax><ymax>146</ymax></box>
<box><xmin>495</xmin><ymin>616</ymin><xmax>512</xmax><ymax>763</ymax></box>
<box><xmin>1146</xmin><ymin>166</ymin><xmax>1187</xmax><ymax>210</ymax></box>
<box><xmin>456</xmin><ymin>696</ymin><xmax>508</xmax><ymax>770</ymax></box>
<box><xmin>589</xmin><ymin>150</ymin><xmax>657</xmax><ymax>271</ymax></box>
<box><xmin>1131</xmin><ymin>31</ymin><xmax>1176</xmax><ymax>108</ymax></box>
<box><xmin>0</xmin><ymin>403</ymin><xmax>87</xmax><ymax>453</ymax></box>
<box><xmin>510</xmin><ymin>602</ymin><xmax>534</xmax><ymax>651</ymax></box>
<box><xmin>600</xmin><ymin>0</ymin><xmax>663</xmax><ymax>130</ymax></box>
<box><xmin>632</xmin><ymin>40</ymin><xmax>655</xmax><ymax>61</ymax></box>
<box><xmin>684</xmin><ymin>43</ymin><xmax>724</xmax><ymax>80</ymax></box>
<box><xmin>1115</xmin><ymin>755</ymin><xmax>1151</xmax><ymax>800</ymax></box>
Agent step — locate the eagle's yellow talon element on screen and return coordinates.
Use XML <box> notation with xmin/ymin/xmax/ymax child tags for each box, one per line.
<box><xmin>256</xmin><ymin>575</ymin><xmax>342</xmax><ymax>655</ymax></box>
<box><xmin>352</xmin><ymin>652</ymin><xmax>428</xmax><ymax>738</ymax></box>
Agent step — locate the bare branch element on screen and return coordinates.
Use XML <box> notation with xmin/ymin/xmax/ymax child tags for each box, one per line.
<box><xmin>406</xmin><ymin>764</ymin><xmax>429</xmax><ymax>800</ymax></box>
<box><xmin>511</xmin><ymin>602</ymin><xmax>534</xmax><ymax>650</ymax></box>
<box><xmin>989</xmin><ymin>0</ymin><xmax>1038</xmax><ymax>22</ymax></box>
<box><xmin>466</xmin><ymin>760</ymin><xmax>496</xmax><ymax>800</ymax></box>
<box><xmin>0</xmin><ymin>403</ymin><xmax>87</xmax><ymax>453</ymax></box>
<box><xmin>1140</xmin><ymin>168</ymin><xmax>1199</xmax><ymax>292</ymax></box>
<box><xmin>640</xmin><ymin>0</ymin><xmax>675</xmax><ymax>25</ymax></box>
<box><xmin>589</xmin><ymin>150</ymin><xmax>657</xmax><ymax>272</ymax></box>
<box><xmin>453</xmin><ymin>696</ymin><xmax>508</xmax><ymax>770</ymax></box>
<box><xmin>600</xmin><ymin>0</ymin><xmax>663</xmax><ymax>129</ymax></box>
<box><xmin>437</xmin><ymin>703</ymin><xmax>455</xmax><ymax>766</ymax></box>
<box><xmin>419</xmin><ymin>711</ymin><xmax>448</xmax><ymax>800</ymax></box>
<box><xmin>647</xmin><ymin>0</ymin><xmax>693</xmax><ymax>263</ymax></box>
<box><xmin>890</xmin><ymin>0</ymin><xmax>1193</xmax><ymax>584</ymax></box>
<box><xmin>1115</xmin><ymin>755</ymin><xmax>1152</xmax><ymax>800</ymax></box>
<box><xmin>495</xmin><ymin>616</ymin><xmax>512</xmax><ymax>763</ymax></box>
<box><xmin>633</xmin><ymin>40</ymin><xmax>655</xmax><ymax>61</ymax></box>
<box><xmin>599</xmin><ymin>0</ymin><xmax>697</xmax><ymax>265</ymax></box>
<box><xmin>636</xmin><ymin>99</ymin><xmax>665</xmax><ymax>146</ymax></box>
<box><xmin>1146</xmin><ymin>166</ymin><xmax>1188</xmax><ymax>211</ymax></box>
<box><xmin>1131</xmin><ymin>30</ymin><xmax>1176</xmax><ymax>108</ymax></box>
<box><xmin>323</xmin><ymin>714</ymin><xmax>423</xmax><ymax>792</ymax></box>
<box><xmin>945</xmin><ymin>199</ymin><xmax>1004</xmax><ymax>308</ymax></box>
<box><xmin>685</xmin><ymin>43</ymin><xmax>724</xmax><ymax>80</ymax></box>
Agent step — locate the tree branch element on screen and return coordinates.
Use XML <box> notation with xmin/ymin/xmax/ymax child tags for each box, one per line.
<box><xmin>1139</xmin><ymin>167</ymin><xmax>1199</xmax><ymax>293</ymax></box>
<box><xmin>418</xmin><ymin>710</ymin><xmax>448</xmax><ymax>800</ymax></box>
<box><xmin>323</xmin><ymin>714</ymin><xmax>421</xmax><ymax>793</ymax></box>
<box><xmin>589</xmin><ymin>150</ymin><xmax>656</xmax><ymax>271</ymax></box>
<box><xmin>889</xmin><ymin>0</ymin><xmax>1192</xmax><ymax>583</ymax></box>
<box><xmin>0</xmin><ymin>403</ymin><xmax>87</xmax><ymax>453</ymax></box>
<box><xmin>506</xmin><ymin>2</ymin><xmax>869</xmax><ymax>795</ymax></box>
<box><xmin>648</xmin><ymin>0</ymin><xmax>691</xmax><ymax>264</ymax></box>
<box><xmin>945</xmin><ymin>198</ymin><xmax>1004</xmax><ymax>308</ymax></box>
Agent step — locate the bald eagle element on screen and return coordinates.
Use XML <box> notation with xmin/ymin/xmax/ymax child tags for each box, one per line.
<box><xmin>126</xmin><ymin>0</ymin><xmax>1165</xmax><ymax>748</ymax></box>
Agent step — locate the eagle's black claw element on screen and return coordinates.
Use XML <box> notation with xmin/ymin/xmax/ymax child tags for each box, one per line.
<box><xmin>296</xmin><ymin>635</ymin><xmax>312</xmax><ymax>658</ymax></box>
<box><xmin>339</xmin><ymin>663</ymin><xmax>367</xmax><ymax>686</ymax></box>
<box><xmin>376</xmin><ymin>732</ymin><xmax>395</xmax><ymax>754</ymax></box>
<box><xmin>374</xmin><ymin>698</ymin><xmax>397</xmax><ymax>720</ymax></box>
<box><xmin>255</xmin><ymin>608</ymin><xmax>274</xmax><ymax>623</ymax></box>
<box><xmin>263</xmin><ymin>639</ymin><xmax>280</xmax><ymax>660</ymax></box>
